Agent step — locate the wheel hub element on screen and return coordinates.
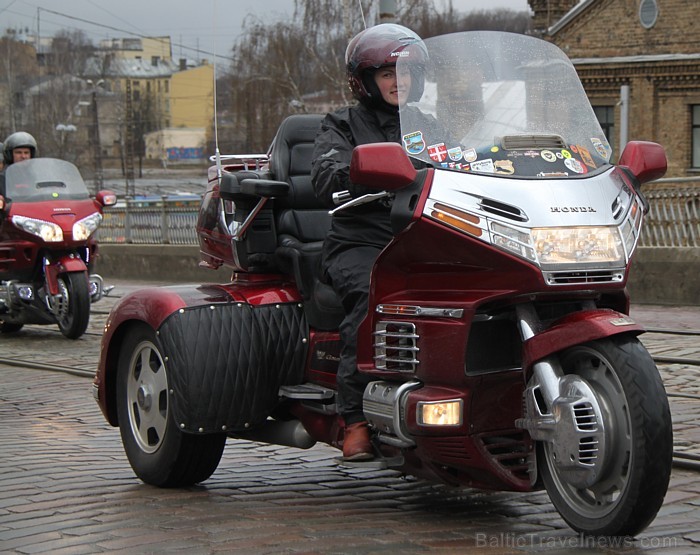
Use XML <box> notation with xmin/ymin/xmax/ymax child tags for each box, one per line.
<box><xmin>136</xmin><ymin>385</ymin><xmax>152</xmax><ymax>411</ymax></box>
<box><xmin>519</xmin><ymin>374</ymin><xmax>607</xmax><ymax>488</ymax></box>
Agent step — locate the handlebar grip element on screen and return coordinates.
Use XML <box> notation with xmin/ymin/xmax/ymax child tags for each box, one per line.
<box><xmin>332</xmin><ymin>190</ymin><xmax>352</xmax><ymax>205</ymax></box>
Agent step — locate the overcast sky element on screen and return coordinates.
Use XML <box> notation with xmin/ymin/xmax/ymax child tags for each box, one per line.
<box><xmin>1</xmin><ymin>0</ymin><xmax>531</xmax><ymax>62</ymax></box>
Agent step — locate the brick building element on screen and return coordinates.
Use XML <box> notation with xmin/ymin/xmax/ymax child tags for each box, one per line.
<box><xmin>529</xmin><ymin>0</ymin><xmax>700</xmax><ymax>180</ymax></box>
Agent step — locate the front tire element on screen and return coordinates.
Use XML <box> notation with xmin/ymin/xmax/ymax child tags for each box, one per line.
<box><xmin>539</xmin><ymin>335</ymin><xmax>672</xmax><ymax>537</ymax></box>
<box><xmin>116</xmin><ymin>323</ymin><xmax>226</xmax><ymax>487</ymax></box>
<box><xmin>56</xmin><ymin>272</ymin><xmax>90</xmax><ymax>339</ymax></box>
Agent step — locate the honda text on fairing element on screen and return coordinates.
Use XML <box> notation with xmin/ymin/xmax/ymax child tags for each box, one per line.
<box><xmin>0</xmin><ymin>158</ymin><xmax>116</xmax><ymax>338</ymax></box>
<box><xmin>94</xmin><ymin>31</ymin><xmax>672</xmax><ymax>537</ymax></box>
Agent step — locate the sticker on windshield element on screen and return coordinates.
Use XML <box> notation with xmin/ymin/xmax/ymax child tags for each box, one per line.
<box><xmin>590</xmin><ymin>137</ymin><xmax>611</xmax><ymax>159</ymax></box>
<box><xmin>541</xmin><ymin>150</ymin><xmax>557</xmax><ymax>163</ymax></box>
<box><xmin>494</xmin><ymin>160</ymin><xmax>514</xmax><ymax>174</ymax></box>
<box><xmin>471</xmin><ymin>159</ymin><xmax>495</xmax><ymax>173</ymax></box>
<box><xmin>403</xmin><ymin>131</ymin><xmax>426</xmax><ymax>155</ymax></box>
<box><xmin>428</xmin><ymin>143</ymin><xmax>448</xmax><ymax>163</ymax></box>
<box><xmin>564</xmin><ymin>158</ymin><xmax>586</xmax><ymax>174</ymax></box>
<box><xmin>463</xmin><ymin>148</ymin><xmax>477</xmax><ymax>162</ymax></box>
<box><xmin>447</xmin><ymin>147</ymin><xmax>463</xmax><ymax>161</ymax></box>
<box><xmin>575</xmin><ymin>145</ymin><xmax>597</xmax><ymax>168</ymax></box>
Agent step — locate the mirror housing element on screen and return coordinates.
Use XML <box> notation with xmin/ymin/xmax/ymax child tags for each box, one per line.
<box><xmin>96</xmin><ymin>190</ymin><xmax>118</xmax><ymax>207</ymax></box>
<box><xmin>350</xmin><ymin>142</ymin><xmax>418</xmax><ymax>191</ymax></box>
<box><xmin>618</xmin><ymin>141</ymin><xmax>667</xmax><ymax>185</ymax></box>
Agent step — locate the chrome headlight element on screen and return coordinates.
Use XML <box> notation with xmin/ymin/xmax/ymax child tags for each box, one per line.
<box><xmin>532</xmin><ymin>226</ymin><xmax>625</xmax><ymax>269</ymax></box>
<box><xmin>12</xmin><ymin>215</ymin><xmax>63</xmax><ymax>242</ymax></box>
<box><xmin>73</xmin><ymin>213</ymin><xmax>103</xmax><ymax>240</ymax></box>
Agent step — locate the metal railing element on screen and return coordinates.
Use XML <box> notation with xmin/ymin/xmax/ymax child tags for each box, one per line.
<box><xmin>97</xmin><ymin>196</ymin><xmax>201</xmax><ymax>244</ymax></box>
<box><xmin>640</xmin><ymin>179</ymin><xmax>700</xmax><ymax>248</ymax></box>
<box><xmin>96</xmin><ymin>183</ymin><xmax>700</xmax><ymax>248</ymax></box>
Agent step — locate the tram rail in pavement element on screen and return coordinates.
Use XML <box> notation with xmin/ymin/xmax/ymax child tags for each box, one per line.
<box><xmin>1</xmin><ymin>280</ymin><xmax>699</xmax><ymax>553</ymax></box>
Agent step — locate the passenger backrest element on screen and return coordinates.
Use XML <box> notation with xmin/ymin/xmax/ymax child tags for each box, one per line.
<box><xmin>268</xmin><ymin>114</ymin><xmax>344</xmax><ymax>329</ymax></box>
<box><xmin>269</xmin><ymin>114</ymin><xmax>328</xmax><ymax>245</ymax></box>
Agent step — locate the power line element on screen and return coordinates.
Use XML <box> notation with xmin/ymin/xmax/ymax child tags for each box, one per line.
<box><xmin>6</xmin><ymin>4</ymin><xmax>235</xmax><ymax>62</ymax></box>
<box><xmin>0</xmin><ymin>0</ymin><xmax>19</xmax><ymax>17</ymax></box>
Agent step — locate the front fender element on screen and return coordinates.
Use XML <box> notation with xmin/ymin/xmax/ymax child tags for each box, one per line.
<box><xmin>94</xmin><ymin>285</ymin><xmax>192</xmax><ymax>425</ymax></box>
<box><xmin>45</xmin><ymin>255</ymin><xmax>88</xmax><ymax>295</ymax></box>
<box><xmin>522</xmin><ymin>309</ymin><xmax>644</xmax><ymax>370</ymax></box>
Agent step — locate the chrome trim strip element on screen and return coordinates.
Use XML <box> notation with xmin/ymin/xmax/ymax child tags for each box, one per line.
<box><xmin>376</xmin><ymin>304</ymin><xmax>464</xmax><ymax>318</ymax></box>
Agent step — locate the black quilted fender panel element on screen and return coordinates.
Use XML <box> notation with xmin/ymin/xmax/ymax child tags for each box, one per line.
<box><xmin>158</xmin><ymin>301</ymin><xmax>307</xmax><ymax>433</ymax></box>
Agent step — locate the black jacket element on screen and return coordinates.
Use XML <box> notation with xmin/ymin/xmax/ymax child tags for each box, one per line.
<box><xmin>311</xmin><ymin>103</ymin><xmax>399</xmax><ymax>260</ymax></box>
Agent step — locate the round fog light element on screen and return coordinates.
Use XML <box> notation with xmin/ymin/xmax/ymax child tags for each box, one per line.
<box><xmin>17</xmin><ymin>286</ymin><xmax>34</xmax><ymax>301</ymax></box>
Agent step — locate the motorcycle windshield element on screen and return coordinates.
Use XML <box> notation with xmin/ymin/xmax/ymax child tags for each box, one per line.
<box><xmin>4</xmin><ymin>158</ymin><xmax>91</xmax><ymax>202</ymax></box>
<box><xmin>398</xmin><ymin>31</ymin><xmax>612</xmax><ymax>178</ymax></box>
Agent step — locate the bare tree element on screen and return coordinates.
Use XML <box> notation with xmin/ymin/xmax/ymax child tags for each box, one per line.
<box><xmin>220</xmin><ymin>1</ymin><xmax>530</xmax><ymax>154</ymax></box>
<box><xmin>48</xmin><ymin>30</ymin><xmax>95</xmax><ymax>77</ymax></box>
<box><xmin>0</xmin><ymin>32</ymin><xmax>40</xmax><ymax>139</ymax></box>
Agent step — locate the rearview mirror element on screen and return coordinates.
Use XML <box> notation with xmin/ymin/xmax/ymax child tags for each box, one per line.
<box><xmin>96</xmin><ymin>190</ymin><xmax>118</xmax><ymax>207</ymax></box>
<box><xmin>350</xmin><ymin>143</ymin><xmax>418</xmax><ymax>191</ymax></box>
<box><xmin>618</xmin><ymin>141</ymin><xmax>667</xmax><ymax>185</ymax></box>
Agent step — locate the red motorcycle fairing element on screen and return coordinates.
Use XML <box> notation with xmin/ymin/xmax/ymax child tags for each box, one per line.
<box><xmin>95</xmin><ymin>278</ymin><xmax>302</xmax><ymax>426</ymax></box>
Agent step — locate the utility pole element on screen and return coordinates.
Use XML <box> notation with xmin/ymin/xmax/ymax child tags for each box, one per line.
<box><xmin>124</xmin><ymin>79</ymin><xmax>136</xmax><ymax>197</ymax></box>
<box><xmin>87</xmin><ymin>80</ymin><xmax>104</xmax><ymax>195</ymax></box>
<box><xmin>379</xmin><ymin>0</ymin><xmax>397</xmax><ymax>22</ymax></box>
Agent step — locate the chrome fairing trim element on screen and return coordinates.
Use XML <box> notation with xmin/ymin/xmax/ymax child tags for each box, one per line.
<box><xmin>376</xmin><ymin>304</ymin><xmax>464</xmax><ymax>318</ymax></box>
<box><xmin>424</xmin><ymin>166</ymin><xmax>627</xmax><ymax>228</ymax></box>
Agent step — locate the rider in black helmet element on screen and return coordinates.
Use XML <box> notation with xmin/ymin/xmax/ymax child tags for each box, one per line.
<box><xmin>3</xmin><ymin>132</ymin><xmax>38</xmax><ymax>167</ymax></box>
<box><xmin>311</xmin><ymin>23</ymin><xmax>428</xmax><ymax>461</ymax></box>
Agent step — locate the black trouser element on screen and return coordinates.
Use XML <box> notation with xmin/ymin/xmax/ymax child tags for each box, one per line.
<box><xmin>325</xmin><ymin>245</ymin><xmax>380</xmax><ymax>426</ymax></box>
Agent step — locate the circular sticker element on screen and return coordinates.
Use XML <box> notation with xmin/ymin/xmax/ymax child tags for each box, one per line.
<box><xmin>561</xmin><ymin>149</ymin><xmax>572</xmax><ymax>159</ymax></box>
<box><xmin>541</xmin><ymin>150</ymin><xmax>556</xmax><ymax>163</ymax></box>
<box><xmin>564</xmin><ymin>157</ymin><xmax>585</xmax><ymax>174</ymax></box>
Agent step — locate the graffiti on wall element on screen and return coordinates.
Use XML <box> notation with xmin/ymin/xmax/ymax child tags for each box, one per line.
<box><xmin>167</xmin><ymin>147</ymin><xmax>205</xmax><ymax>160</ymax></box>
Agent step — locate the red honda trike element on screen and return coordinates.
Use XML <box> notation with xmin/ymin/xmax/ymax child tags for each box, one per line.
<box><xmin>94</xmin><ymin>31</ymin><xmax>672</xmax><ymax>537</ymax></box>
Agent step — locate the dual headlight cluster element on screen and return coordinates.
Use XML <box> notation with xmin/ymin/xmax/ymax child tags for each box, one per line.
<box><xmin>429</xmin><ymin>198</ymin><xmax>642</xmax><ymax>270</ymax></box>
<box><xmin>12</xmin><ymin>213</ymin><xmax>103</xmax><ymax>242</ymax></box>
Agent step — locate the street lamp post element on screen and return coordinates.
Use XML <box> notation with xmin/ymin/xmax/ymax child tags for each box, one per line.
<box><xmin>87</xmin><ymin>79</ymin><xmax>105</xmax><ymax>194</ymax></box>
<box><xmin>55</xmin><ymin>123</ymin><xmax>77</xmax><ymax>160</ymax></box>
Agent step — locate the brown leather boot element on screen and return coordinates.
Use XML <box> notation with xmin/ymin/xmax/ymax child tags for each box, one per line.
<box><xmin>342</xmin><ymin>421</ymin><xmax>374</xmax><ymax>461</ymax></box>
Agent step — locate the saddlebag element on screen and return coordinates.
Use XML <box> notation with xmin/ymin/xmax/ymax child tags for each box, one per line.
<box><xmin>157</xmin><ymin>300</ymin><xmax>307</xmax><ymax>433</ymax></box>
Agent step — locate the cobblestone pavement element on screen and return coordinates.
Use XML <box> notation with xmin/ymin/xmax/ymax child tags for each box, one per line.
<box><xmin>1</xmin><ymin>281</ymin><xmax>699</xmax><ymax>554</ymax></box>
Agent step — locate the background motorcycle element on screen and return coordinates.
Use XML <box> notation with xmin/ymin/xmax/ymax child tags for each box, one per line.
<box><xmin>0</xmin><ymin>158</ymin><xmax>116</xmax><ymax>338</ymax></box>
<box><xmin>93</xmin><ymin>31</ymin><xmax>672</xmax><ymax>538</ymax></box>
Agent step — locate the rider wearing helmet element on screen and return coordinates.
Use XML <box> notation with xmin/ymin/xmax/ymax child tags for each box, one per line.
<box><xmin>3</xmin><ymin>132</ymin><xmax>37</xmax><ymax>167</ymax></box>
<box><xmin>311</xmin><ymin>23</ymin><xmax>427</xmax><ymax>461</ymax></box>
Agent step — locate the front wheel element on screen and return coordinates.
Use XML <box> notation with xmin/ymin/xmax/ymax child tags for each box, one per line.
<box><xmin>539</xmin><ymin>335</ymin><xmax>672</xmax><ymax>537</ymax></box>
<box><xmin>54</xmin><ymin>272</ymin><xmax>90</xmax><ymax>339</ymax></box>
<box><xmin>116</xmin><ymin>323</ymin><xmax>226</xmax><ymax>487</ymax></box>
